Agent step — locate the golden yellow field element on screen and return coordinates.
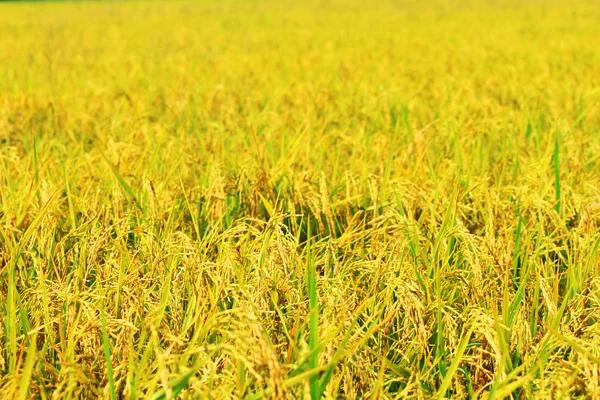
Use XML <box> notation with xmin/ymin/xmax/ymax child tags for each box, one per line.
<box><xmin>1</xmin><ymin>0</ymin><xmax>600</xmax><ymax>398</ymax></box>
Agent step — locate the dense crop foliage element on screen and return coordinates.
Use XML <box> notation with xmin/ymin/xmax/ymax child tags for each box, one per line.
<box><xmin>1</xmin><ymin>0</ymin><xmax>600</xmax><ymax>398</ymax></box>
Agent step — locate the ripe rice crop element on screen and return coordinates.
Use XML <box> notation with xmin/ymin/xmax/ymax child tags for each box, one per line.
<box><xmin>1</xmin><ymin>0</ymin><xmax>599</xmax><ymax>398</ymax></box>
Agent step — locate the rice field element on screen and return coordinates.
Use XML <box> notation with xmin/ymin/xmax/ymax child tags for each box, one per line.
<box><xmin>1</xmin><ymin>0</ymin><xmax>600</xmax><ymax>398</ymax></box>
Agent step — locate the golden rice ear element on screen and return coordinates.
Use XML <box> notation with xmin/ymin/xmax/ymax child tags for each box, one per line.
<box><xmin>580</xmin><ymin>202</ymin><xmax>600</xmax><ymax>234</ymax></box>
